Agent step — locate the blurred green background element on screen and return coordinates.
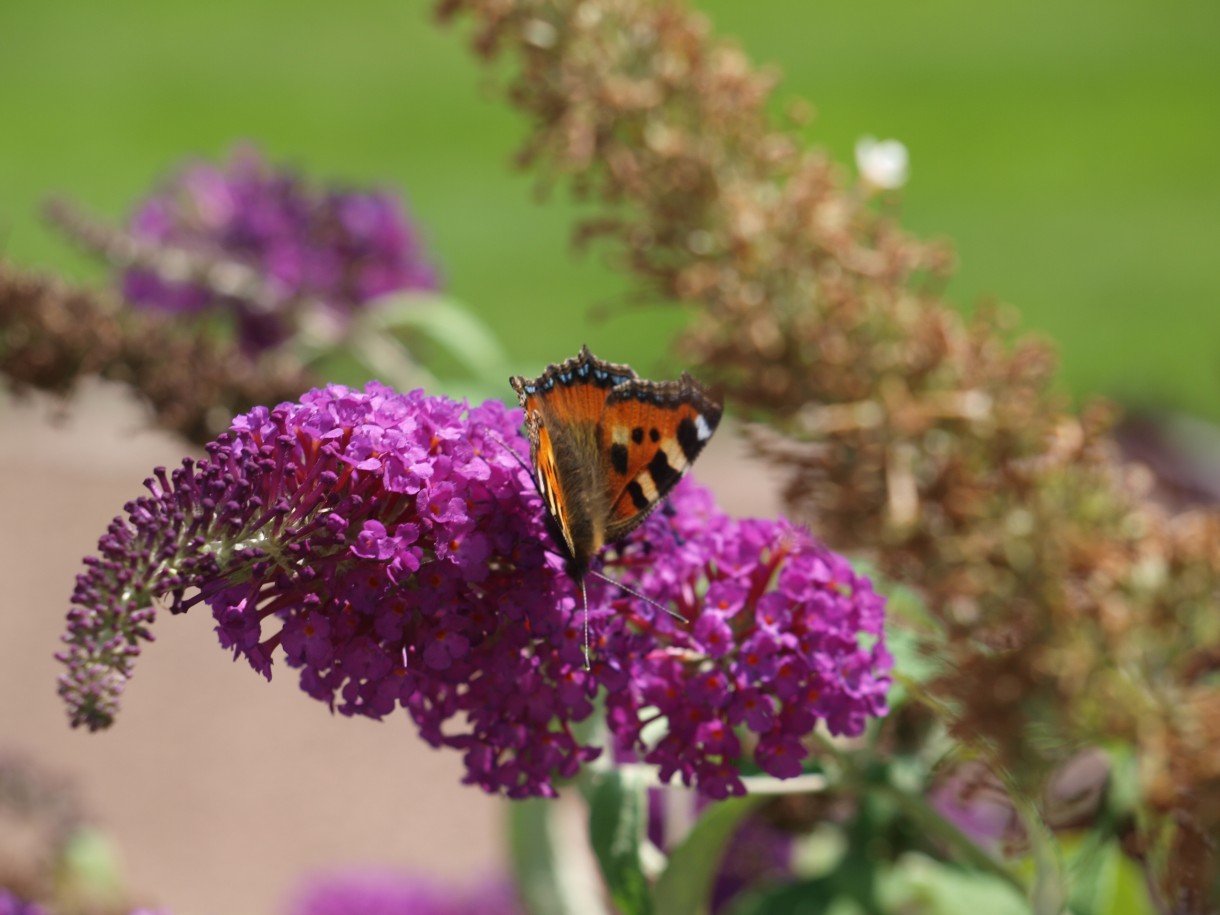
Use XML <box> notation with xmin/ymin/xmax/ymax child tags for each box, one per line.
<box><xmin>1</xmin><ymin>0</ymin><xmax>1217</xmax><ymax>416</ymax></box>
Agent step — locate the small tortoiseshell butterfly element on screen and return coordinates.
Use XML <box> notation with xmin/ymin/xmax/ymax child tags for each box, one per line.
<box><xmin>510</xmin><ymin>346</ymin><xmax>723</xmax><ymax>635</ymax></box>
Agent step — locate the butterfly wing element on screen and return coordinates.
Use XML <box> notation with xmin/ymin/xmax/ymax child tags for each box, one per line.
<box><xmin>528</xmin><ymin>418</ymin><xmax>578</xmax><ymax>558</ymax></box>
<box><xmin>510</xmin><ymin>346</ymin><xmax>639</xmax><ymax>574</ymax></box>
<box><xmin>599</xmin><ymin>373</ymin><xmax>723</xmax><ymax>543</ymax></box>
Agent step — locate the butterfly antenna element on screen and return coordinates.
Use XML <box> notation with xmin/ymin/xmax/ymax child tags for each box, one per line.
<box><xmin>588</xmin><ymin>569</ymin><xmax>689</xmax><ymax>625</ymax></box>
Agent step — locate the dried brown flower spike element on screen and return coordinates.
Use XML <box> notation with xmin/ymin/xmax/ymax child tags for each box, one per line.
<box><xmin>439</xmin><ymin>0</ymin><xmax>1220</xmax><ymax>903</ymax></box>
<box><xmin>0</xmin><ymin>261</ymin><xmax>312</xmax><ymax>444</ymax></box>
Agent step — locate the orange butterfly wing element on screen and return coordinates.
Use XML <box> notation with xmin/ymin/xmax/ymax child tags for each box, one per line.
<box><xmin>511</xmin><ymin>348</ymin><xmax>722</xmax><ymax>577</ymax></box>
<box><xmin>599</xmin><ymin>375</ymin><xmax>723</xmax><ymax>542</ymax></box>
<box><xmin>510</xmin><ymin>347</ymin><xmax>639</xmax><ymax>573</ymax></box>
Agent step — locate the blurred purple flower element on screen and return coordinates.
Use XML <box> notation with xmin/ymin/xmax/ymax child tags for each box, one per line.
<box><xmin>927</xmin><ymin>761</ymin><xmax>1020</xmax><ymax>856</ymax></box>
<box><xmin>123</xmin><ymin>147</ymin><xmax>437</xmax><ymax>352</ymax></box>
<box><xmin>0</xmin><ymin>890</ymin><xmax>46</xmax><ymax>915</ymax></box>
<box><xmin>59</xmin><ymin>384</ymin><xmax>890</xmax><ymax>798</ymax></box>
<box><xmin>711</xmin><ymin>817</ymin><xmax>794</xmax><ymax>914</ymax></box>
<box><xmin>285</xmin><ymin>872</ymin><xmax>521</xmax><ymax>915</ymax></box>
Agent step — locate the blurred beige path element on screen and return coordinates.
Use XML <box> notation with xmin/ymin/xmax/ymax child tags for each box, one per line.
<box><xmin>0</xmin><ymin>381</ymin><xmax>779</xmax><ymax>915</ymax></box>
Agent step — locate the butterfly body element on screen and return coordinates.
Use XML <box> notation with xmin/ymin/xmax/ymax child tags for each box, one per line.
<box><xmin>510</xmin><ymin>346</ymin><xmax>723</xmax><ymax>580</ymax></box>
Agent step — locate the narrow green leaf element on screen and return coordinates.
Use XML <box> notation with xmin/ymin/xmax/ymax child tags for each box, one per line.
<box><xmin>1026</xmin><ymin>804</ymin><xmax>1068</xmax><ymax>915</ymax></box>
<box><xmin>587</xmin><ymin>769</ymin><xmax>654</xmax><ymax>915</ymax></box>
<box><xmin>878</xmin><ymin>580</ymin><xmax>946</xmax><ymax>709</ymax></box>
<box><xmin>370</xmin><ymin>291</ymin><xmax>511</xmax><ymax>383</ymax></box>
<box><xmin>1063</xmin><ymin>834</ymin><xmax>1159</xmax><ymax>915</ymax></box>
<box><xmin>508</xmin><ymin>798</ymin><xmax>609</xmax><ymax>915</ymax></box>
<box><xmin>344</xmin><ymin>325</ymin><xmax>438</xmax><ymax>391</ymax></box>
<box><xmin>652</xmin><ymin>794</ymin><xmax>765</xmax><ymax>915</ymax></box>
<box><xmin>1102</xmin><ymin>844</ymin><xmax>1159</xmax><ymax>915</ymax></box>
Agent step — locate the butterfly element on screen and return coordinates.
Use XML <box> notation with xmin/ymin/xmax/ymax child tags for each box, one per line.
<box><xmin>510</xmin><ymin>346</ymin><xmax>723</xmax><ymax>650</ymax></box>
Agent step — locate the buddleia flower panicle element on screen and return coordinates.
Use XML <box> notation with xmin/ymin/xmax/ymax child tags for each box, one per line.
<box><xmin>596</xmin><ymin>482</ymin><xmax>891</xmax><ymax>798</ymax></box>
<box><xmin>58</xmin><ymin>382</ymin><xmax>596</xmax><ymax>797</ymax></box>
<box><xmin>122</xmin><ymin>147</ymin><xmax>438</xmax><ymax>353</ymax></box>
<box><xmin>60</xmin><ymin>383</ymin><xmax>890</xmax><ymax>798</ymax></box>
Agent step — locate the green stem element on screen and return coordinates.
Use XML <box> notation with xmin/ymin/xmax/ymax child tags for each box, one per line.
<box><xmin>1001</xmin><ymin>771</ymin><xmax>1068</xmax><ymax>915</ymax></box>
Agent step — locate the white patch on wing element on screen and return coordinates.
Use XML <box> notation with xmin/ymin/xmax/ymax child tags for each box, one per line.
<box><xmin>695</xmin><ymin>414</ymin><xmax>713</xmax><ymax>441</ymax></box>
<box><xmin>660</xmin><ymin>440</ymin><xmax>688</xmax><ymax>471</ymax></box>
<box><xmin>636</xmin><ymin>471</ymin><xmax>660</xmax><ymax>503</ymax></box>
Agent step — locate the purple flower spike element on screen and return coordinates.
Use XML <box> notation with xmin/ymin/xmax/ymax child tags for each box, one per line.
<box><xmin>58</xmin><ymin>383</ymin><xmax>598</xmax><ymax>797</ymax></box>
<box><xmin>597</xmin><ymin>484</ymin><xmax>893</xmax><ymax>798</ymax></box>
<box><xmin>59</xmin><ymin>384</ymin><xmax>890</xmax><ymax>798</ymax></box>
<box><xmin>123</xmin><ymin>146</ymin><xmax>438</xmax><ymax>353</ymax></box>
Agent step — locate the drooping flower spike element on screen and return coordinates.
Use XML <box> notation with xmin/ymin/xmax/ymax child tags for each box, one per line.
<box><xmin>59</xmin><ymin>383</ymin><xmax>891</xmax><ymax>798</ymax></box>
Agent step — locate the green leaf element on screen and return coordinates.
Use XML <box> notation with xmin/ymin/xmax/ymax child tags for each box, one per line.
<box><xmin>879</xmin><ymin>852</ymin><xmax>1031</xmax><ymax>915</ymax></box>
<box><xmin>370</xmin><ymin>291</ymin><xmax>511</xmax><ymax>385</ymax></box>
<box><xmin>587</xmin><ymin>769</ymin><xmax>654</xmax><ymax>915</ymax></box>
<box><xmin>724</xmin><ymin>876</ymin><xmax>842</xmax><ymax>915</ymax></box>
<box><xmin>56</xmin><ymin>827</ymin><xmax>125</xmax><ymax>906</ymax></box>
<box><xmin>652</xmin><ymin>794</ymin><xmax>765</xmax><ymax>915</ymax></box>
<box><xmin>1063</xmin><ymin>831</ymin><xmax>1113</xmax><ymax>915</ymax></box>
<box><xmin>342</xmin><ymin>324</ymin><xmax>439</xmax><ymax>391</ymax></box>
<box><xmin>507</xmin><ymin>798</ymin><xmax>610</xmax><ymax>915</ymax></box>
<box><xmin>1063</xmin><ymin>834</ymin><xmax>1158</xmax><ymax>915</ymax></box>
<box><xmin>1100</xmin><ymin>844</ymin><xmax>1159</xmax><ymax>915</ymax></box>
<box><xmin>879</xmin><ymin>582</ymin><xmax>946</xmax><ymax>707</ymax></box>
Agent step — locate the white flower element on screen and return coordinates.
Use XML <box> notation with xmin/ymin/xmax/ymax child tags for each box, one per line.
<box><xmin>855</xmin><ymin>136</ymin><xmax>909</xmax><ymax>190</ymax></box>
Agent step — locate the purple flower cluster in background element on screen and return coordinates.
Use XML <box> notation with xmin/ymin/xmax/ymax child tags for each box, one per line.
<box><xmin>123</xmin><ymin>147</ymin><xmax>437</xmax><ymax>352</ymax></box>
<box><xmin>928</xmin><ymin>761</ymin><xmax>1022</xmax><ymax>857</ymax></box>
<box><xmin>0</xmin><ymin>891</ymin><xmax>163</xmax><ymax>915</ymax></box>
<box><xmin>286</xmin><ymin>872</ymin><xmax>522</xmax><ymax>915</ymax></box>
<box><xmin>59</xmin><ymin>383</ymin><xmax>891</xmax><ymax>798</ymax></box>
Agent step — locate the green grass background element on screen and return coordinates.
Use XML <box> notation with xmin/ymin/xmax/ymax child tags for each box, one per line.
<box><xmin>1</xmin><ymin>0</ymin><xmax>1217</xmax><ymax>417</ymax></box>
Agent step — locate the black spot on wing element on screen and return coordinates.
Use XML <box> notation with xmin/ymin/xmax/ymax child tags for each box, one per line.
<box><xmin>626</xmin><ymin>480</ymin><xmax>650</xmax><ymax>510</ymax></box>
<box><xmin>649</xmin><ymin>428</ymin><xmax>660</xmax><ymax>443</ymax></box>
<box><xmin>677</xmin><ymin>416</ymin><xmax>703</xmax><ymax>462</ymax></box>
<box><xmin>648</xmin><ymin>449</ymin><xmax>682</xmax><ymax>493</ymax></box>
<box><xmin>610</xmin><ymin>443</ymin><xmax>629</xmax><ymax>476</ymax></box>
<box><xmin>631</xmin><ymin>427</ymin><xmax>644</xmax><ymax>445</ymax></box>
